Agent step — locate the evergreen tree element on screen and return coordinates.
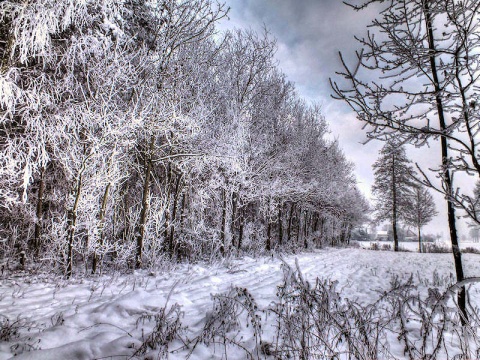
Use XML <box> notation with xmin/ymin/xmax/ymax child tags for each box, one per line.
<box><xmin>371</xmin><ymin>141</ymin><xmax>415</xmax><ymax>252</ymax></box>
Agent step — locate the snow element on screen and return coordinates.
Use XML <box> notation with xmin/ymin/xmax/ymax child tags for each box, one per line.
<box><xmin>357</xmin><ymin>239</ymin><xmax>480</xmax><ymax>252</ymax></box>
<box><xmin>1</xmin><ymin>247</ymin><xmax>480</xmax><ymax>359</ymax></box>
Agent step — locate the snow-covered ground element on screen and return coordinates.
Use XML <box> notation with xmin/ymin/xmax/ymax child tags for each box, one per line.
<box><xmin>358</xmin><ymin>239</ymin><xmax>480</xmax><ymax>252</ymax></box>
<box><xmin>1</xmin><ymin>247</ymin><xmax>480</xmax><ymax>359</ymax></box>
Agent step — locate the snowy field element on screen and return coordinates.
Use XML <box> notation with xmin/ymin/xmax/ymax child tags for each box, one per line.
<box><xmin>1</xmin><ymin>247</ymin><xmax>480</xmax><ymax>359</ymax></box>
<box><xmin>357</xmin><ymin>240</ymin><xmax>480</xmax><ymax>252</ymax></box>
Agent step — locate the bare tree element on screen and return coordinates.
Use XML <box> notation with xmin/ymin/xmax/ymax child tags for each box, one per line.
<box><xmin>134</xmin><ymin>0</ymin><xmax>227</xmax><ymax>269</ymax></box>
<box><xmin>405</xmin><ymin>186</ymin><xmax>438</xmax><ymax>253</ymax></box>
<box><xmin>330</xmin><ymin>0</ymin><xmax>480</xmax><ymax>324</ymax></box>
<box><xmin>0</xmin><ymin>0</ymin><xmax>369</xmax><ymax>274</ymax></box>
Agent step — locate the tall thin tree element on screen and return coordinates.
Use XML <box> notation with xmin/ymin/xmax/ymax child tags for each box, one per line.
<box><xmin>371</xmin><ymin>142</ymin><xmax>415</xmax><ymax>252</ymax></box>
<box><xmin>331</xmin><ymin>0</ymin><xmax>479</xmax><ymax>324</ymax></box>
<box><xmin>405</xmin><ymin>186</ymin><xmax>438</xmax><ymax>253</ymax></box>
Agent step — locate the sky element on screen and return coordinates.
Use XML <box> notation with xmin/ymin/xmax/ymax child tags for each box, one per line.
<box><xmin>217</xmin><ymin>0</ymin><xmax>474</xmax><ymax>239</ymax></box>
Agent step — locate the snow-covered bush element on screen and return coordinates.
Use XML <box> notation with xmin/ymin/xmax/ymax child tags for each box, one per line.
<box><xmin>135</xmin><ymin>302</ymin><xmax>184</xmax><ymax>358</ymax></box>
<box><xmin>0</xmin><ymin>316</ymin><xmax>24</xmax><ymax>341</ymax></box>
<box><xmin>188</xmin><ymin>285</ymin><xmax>263</xmax><ymax>358</ymax></box>
<box><xmin>271</xmin><ymin>259</ymin><xmax>385</xmax><ymax>359</ymax></box>
<box><xmin>269</xmin><ymin>261</ymin><xmax>480</xmax><ymax>359</ymax></box>
<box><xmin>424</xmin><ymin>243</ymin><xmax>451</xmax><ymax>254</ymax></box>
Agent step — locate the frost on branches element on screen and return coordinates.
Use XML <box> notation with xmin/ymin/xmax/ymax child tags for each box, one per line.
<box><xmin>0</xmin><ymin>0</ymin><xmax>368</xmax><ymax>276</ymax></box>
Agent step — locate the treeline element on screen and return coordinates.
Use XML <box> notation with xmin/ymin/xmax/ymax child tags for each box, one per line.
<box><xmin>0</xmin><ymin>0</ymin><xmax>368</xmax><ymax>276</ymax></box>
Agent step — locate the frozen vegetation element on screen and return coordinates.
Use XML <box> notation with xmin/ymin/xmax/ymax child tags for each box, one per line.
<box><xmin>2</xmin><ymin>0</ymin><xmax>480</xmax><ymax>359</ymax></box>
<box><xmin>0</xmin><ymin>0</ymin><xmax>368</xmax><ymax>278</ymax></box>
<box><xmin>1</xmin><ymin>247</ymin><xmax>480</xmax><ymax>359</ymax></box>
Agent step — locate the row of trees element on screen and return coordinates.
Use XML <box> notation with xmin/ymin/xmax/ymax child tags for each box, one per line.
<box><xmin>371</xmin><ymin>141</ymin><xmax>437</xmax><ymax>253</ymax></box>
<box><xmin>0</xmin><ymin>0</ymin><xmax>368</xmax><ymax>276</ymax></box>
<box><xmin>332</xmin><ymin>0</ymin><xmax>480</xmax><ymax>324</ymax></box>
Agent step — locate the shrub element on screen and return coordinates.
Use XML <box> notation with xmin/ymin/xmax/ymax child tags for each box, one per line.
<box><xmin>463</xmin><ymin>247</ymin><xmax>480</xmax><ymax>254</ymax></box>
<box><xmin>187</xmin><ymin>286</ymin><xmax>263</xmax><ymax>359</ymax></box>
<box><xmin>423</xmin><ymin>243</ymin><xmax>451</xmax><ymax>253</ymax></box>
<box><xmin>134</xmin><ymin>300</ymin><xmax>184</xmax><ymax>358</ymax></box>
<box><xmin>369</xmin><ymin>242</ymin><xmax>392</xmax><ymax>251</ymax></box>
<box><xmin>271</xmin><ymin>261</ymin><xmax>480</xmax><ymax>359</ymax></box>
<box><xmin>271</xmin><ymin>259</ymin><xmax>386</xmax><ymax>359</ymax></box>
<box><xmin>0</xmin><ymin>316</ymin><xmax>23</xmax><ymax>342</ymax></box>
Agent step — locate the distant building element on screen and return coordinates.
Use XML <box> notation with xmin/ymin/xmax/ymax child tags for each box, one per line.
<box><xmin>376</xmin><ymin>230</ymin><xmax>389</xmax><ymax>241</ymax></box>
<box><xmin>404</xmin><ymin>229</ymin><xmax>417</xmax><ymax>242</ymax></box>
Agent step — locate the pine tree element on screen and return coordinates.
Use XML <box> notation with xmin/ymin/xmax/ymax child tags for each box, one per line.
<box><xmin>371</xmin><ymin>141</ymin><xmax>415</xmax><ymax>252</ymax></box>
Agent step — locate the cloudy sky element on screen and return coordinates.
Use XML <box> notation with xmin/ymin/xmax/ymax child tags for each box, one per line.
<box><xmin>217</xmin><ymin>0</ymin><xmax>472</xmax><ymax>239</ymax></box>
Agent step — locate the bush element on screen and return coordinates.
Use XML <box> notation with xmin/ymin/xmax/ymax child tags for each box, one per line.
<box><xmin>369</xmin><ymin>242</ymin><xmax>391</xmax><ymax>251</ymax></box>
<box><xmin>423</xmin><ymin>243</ymin><xmax>451</xmax><ymax>253</ymax></box>
<box><xmin>134</xmin><ymin>300</ymin><xmax>184</xmax><ymax>358</ymax></box>
<box><xmin>271</xmin><ymin>262</ymin><xmax>480</xmax><ymax>359</ymax></box>
<box><xmin>381</xmin><ymin>243</ymin><xmax>392</xmax><ymax>251</ymax></box>
<box><xmin>463</xmin><ymin>247</ymin><xmax>480</xmax><ymax>254</ymax></box>
<box><xmin>186</xmin><ymin>260</ymin><xmax>480</xmax><ymax>359</ymax></box>
<box><xmin>0</xmin><ymin>316</ymin><xmax>23</xmax><ymax>342</ymax></box>
<box><xmin>187</xmin><ymin>286</ymin><xmax>262</xmax><ymax>358</ymax></box>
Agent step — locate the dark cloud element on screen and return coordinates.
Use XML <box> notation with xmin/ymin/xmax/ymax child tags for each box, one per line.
<box><xmin>221</xmin><ymin>0</ymin><xmax>372</xmax><ymax>101</ymax></box>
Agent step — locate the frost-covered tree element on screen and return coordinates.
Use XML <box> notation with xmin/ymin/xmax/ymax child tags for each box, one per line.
<box><xmin>330</xmin><ymin>0</ymin><xmax>480</xmax><ymax>323</ymax></box>
<box><xmin>470</xmin><ymin>227</ymin><xmax>480</xmax><ymax>242</ymax></box>
<box><xmin>371</xmin><ymin>142</ymin><xmax>415</xmax><ymax>251</ymax></box>
<box><xmin>0</xmin><ymin>0</ymin><xmax>144</xmax><ymax>274</ymax></box>
<box><xmin>0</xmin><ymin>0</ymin><xmax>368</xmax><ymax>275</ymax></box>
<box><xmin>467</xmin><ymin>181</ymin><xmax>480</xmax><ymax>242</ymax></box>
<box><xmin>474</xmin><ymin>181</ymin><xmax>480</xmax><ymax>217</ymax></box>
<box><xmin>405</xmin><ymin>186</ymin><xmax>437</xmax><ymax>253</ymax></box>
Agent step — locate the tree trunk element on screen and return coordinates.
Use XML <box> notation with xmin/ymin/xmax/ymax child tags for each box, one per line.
<box><xmin>266</xmin><ymin>220</ymin><xmax>271</xmax><ymax>251</ymax></box>
<box><xmin>238</xmin><ymin>207</ymin><xmax>244</xmax><ymax>250</ymax></box>
<box><xmin>33</xmin><ymin>166</ymin><xmax>45</xmax><ymax>253</ymax></box>
<box><xmin>278</xmin><ymin>205</ymin><xmax>283</xmax><ymax>246</ymax></box>
<box><xmin>303</xmin><ymin>210</ymin><xmax>308</xmax><ymax>249</ymax></box>
<box><xmin>220</xmin><ymin>188</ymin><xmax>227</xmax><ymax>255</ymax></box>
<box><xmin>136</xmin><ymin>136</ymin><xmax>155</xmax><ymax>269</ymax></box>
<box><xmin>121</xmin><ymin>184</ymin><xmax>131</xmax><ymax>244</ymax></box>
<box><xmin>319</xmin><ymin>217</ymin><xmax>324</xmax><ymax>247</ymax></box>
<box><xmin>168</xmin><ymin>173</ymin><xmax>182</xmax><ymax>259</ymax></box>
<box><xmin>66</xmin><ymin>171</ymin><xmax>83</xmax><ymax>278</ymax></box>
<box><xmin>162</xmin><ymin>162</ymin><xmax>172</xmax><ymax>254</ymax></box>
<box><xmin>392</xmin><ymin>219</ymin><xmax>399</xmax><ymax>251</ymax></box>
<box><xmin>296</xmin><ymin>208</ymin><xmax>301</xmax><ymax>245</ymax></box>
<box><xmin>179</xmin><ymin>189</ymin><xmax>187</xmax><ymax>237</ymax></box>
<box><xmin>231</xmin><ymin>191</ymin><xmax>237</xmax><ymax>248</ymax></box>
<box><xmin>347</xmin><ymin>223</ymin><xmax>352</xmax><ymax>244</ymax></box>
<box><xmin>392</xmin><ymin>153</ymin><xmax>399</xmax><ymax>252</ymax></box>
<box><xmin>92</xmin><ymin>182</ymin><xmax>111</xmax><ymax>274</ymax></box>
<box><xmin>424</xmin><ymin>0</ymin><xmax>466</xmax><ymax>324</ymax></box>
<box><xmin>313</xmin><ymin>213</ymin><xmax>319</xmax><ymax>232</ymax></box>
<box><xmin>418</xmin><ymin>226</ymin><xmax>422</xmax><ymax>253</ymax></box>
<box><xmin>330</xmin><ymin>219</ymin><xmax>335</xmax><ymax>247</ymax></box>
<box><xmin>287</xmin><ymin>203</ymin><xmax>294</xmax><ymax>243</ymax></box>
